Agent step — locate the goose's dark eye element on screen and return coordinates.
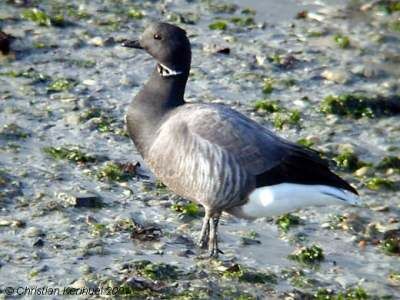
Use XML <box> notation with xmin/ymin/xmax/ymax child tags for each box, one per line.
<box><xmin>153</xmin><ymin>34</ymin><xmax>161</xmax><ymax>40</ymax></box>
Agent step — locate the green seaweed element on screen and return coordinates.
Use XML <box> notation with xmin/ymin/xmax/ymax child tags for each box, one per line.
<box><xmin>173</xmin><ymin>288</ymin><xmax>210</xmax><ymax>300</ymax></box>
<box><xmin>276</xmin><ymin>214</ymin><xmax>301</xmax><ymax>232</ymax></box>
<box><xmin>90</xmin><ymin>223</ymin><xmax>107</xmax><ymax>236</ymax></box>
<box><xmin>390</xmin><ymin>20</ymin><xmax>400</xmax><ymax>32</ymax></box>
<box><xmin>243</xmin><ymin>230</ymin><xmax>259</xmax><ymax>240</ymax></box>
<box><xmin>79</xmin><ymin>109</ymin><xmax>116</xmax><ymax>133</ymax></box>
<box><xmin>155</xmin><ymin>179</ymin><xmax>167</xmax><ymax>190</ymax></box>
<box><xmin>230</xmin><ymin>17</ymin><xmax>255</xmax><ymax>27</ymax></box>
<box><xmin>0</xmin><ymin>123</ymin><xmax>30</xmax><ymax>139</ymax></box>
<box><xmin>262</xmin><ymin>78</ymin><xmax>274</xmax><ymax>94</ymax></box>
<box><xmin>128</xmin><ymin>260</ymin><xmax>179</xmax><ymax>281</ymax></box>
<box><xmin>221</xmin><ymin>264</ymin><xmax>277</xmax><ymax>284</ymax></box>
<box><xmin>43</xmin><ymin>146</ymin><xmax>95</xmax><ymax>163</ymax></box>
<box><xmin>381</xmin><ymin>237</ymin><xmax>400</xmax><ymax>255</ymax></box>
<box><xmin>65</xmin><ymin>4</ymin><xmax>90</xmax><ymax>20</ymax></box>
<box><xmin>333</xmin><ymin>149</ymin><xmax>362</xmax><ymax>172</ymax></box>
<box><xmin>97</xmin><ymin>162</ymin><xmax>134</xmax><ymax>182</ymax></box>
<box><xmin>209</xmin><ymin>20</ymin><xmax>228</xmax><ymax>30</ymax></box>
<box><xmin>128</xmin><ymin>7</ymin><xmax>144</xmax><ymax>19</ymax></box>
<box><xmin>281</xmin><ymin>78</ymin><xmax>297</xmax><ymax>87</ymax></box>
<box><xmin>377</xmin><ymin>2</ymin><xmax>400</xmax><ymax>14</ymax></box>
<box><xmin>289</xmin><ymin>245</ymin><xmax>324</xmax><ymax>265</ymax></box>
<box><xmin>22</xmin><ymin>8</ymin><xmax>65</xmax><ymax>27</ymax></box>
<box><xmin>273</xmin><ymin>110</ymin><xmax>301</xmax><ymax>130</ymax></box>
<box><xmin>241</xmin><ymin>8</ymin><xmax>256</xmax><ymax>15</ymax></box>
<box><xmin>388</xmin><ymin>271</ymin><xmax>400</xmax><ymax>284</ymax></box>
<box><xmin>314</xmin><ymin>287</ymin><xmax>368</xmax><ymax>300</ymax></box>
<box><xmin>327</xmin><ymin>214</ymin><xmax>347</xmax><ymax>230</ymax></box>
<box><xmin>253</xmin><ymin>99</ymin><xmax>281</xmax><ymax>113</ymax></box>
<box><xmin>297</xmin><ymin>138</ymin><xmax>315</xmax><ymax>148</ymax></box>
<box><xmin>96</xmin><ymin>116</ymin><xmax>114</xmax><ymax>133</ymax></box>
<box><xmin>207</xmin><ymin>3</ymin><xmax>237</xmax><ymax>14</ymax></box>
<box><xmin>112</xmin><ymin>218</ymin><xmax>135</xmax><ymax>233</ymax></box>
<box><xmin>333</xmin><ymin>34</ymin><xmax>350</xmax><ymax>49</ymax></box>
<box><xmin>171</xmin><ymin>202</ymin><xmax>201</xmax><ymax>217</ymax></box>
<box><xmin>377</xmin><ymin>156</ymin><xmax>400</xmax><ymax>170</ymax></box>
<box><xmin>268</xmin><ymin>53</ymin><xmax>282</xmax><ymax>65</ymax></box>
<box><xmin>0</xmin><ymin>68</ymin><xmax>50</xmax><ymax>83</ymax></box>
<box><xmin>29</xmin><ymin>270</ymin><xmax>40</xmax><ymax>278</ymax></box>
<box><xmin>69</xmin><ymin>59</ymin><xmax>96</xmax><ymax>69</ymax></box>
<box><xmin>33</xmin><ymin>42</ymin><xmax>47</xmax><ymax>49</ymax></box>
<box><xmin>320</xmin><ymin>94</ymin><xmax>400</xmax><ymax>118</ymax></box>
<box><xmin>308</xmin><ymin>31</ymin><xmax>325</xmax><ymax>37</ymax></box>
<box><xmin>22</xmin><ymin>8</ymin><xmax>52</xmax><ymax>26</ymax></box>
<box><xmin>47</xmin><ymin>78</ymin><xmax>76</xmax><ymax>93</ymax></box>
<box><xmin>143</xmin><ymin>263</ymin><xmax>179</xmax><ymax>280</ymax></box>
<box><xmin>365</xmin><ymin>177</ymin><xmax>395</xmax><ymax>190</ymax></box>
<box><xmin>281</xmin><ymin>269</ymin><xmax>316</xmax><ymax>288</ymax></box>
<box><xmin>79</xmin><ymin>108</ymin><xmax>102</xmax><ymax>122</ymax></box>
<box><xmin>321</xmin><ymin>94</ymin><xmax>373</xmax><ymax>118</ymax></box>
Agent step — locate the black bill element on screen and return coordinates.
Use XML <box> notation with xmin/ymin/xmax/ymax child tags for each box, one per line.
<box><xmin>121</xmin><ymin>39</ymin><xmax>143</xmax><ymax>49</ymax></box>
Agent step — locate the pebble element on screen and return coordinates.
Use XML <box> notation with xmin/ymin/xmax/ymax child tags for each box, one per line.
<box><xmin>82</xmin><ymin>79</ymin><xmax>97</xmax><ymax>86</ymax></box>
<box><xmin>203</xmin><ymin>42</ymin><xmax>230</xmax><ymax>55</ymax></box>
<box><xmin>65</xmin><ymin>193</ymin><xmax>102</xmax><ymax>208</ymax></box>
<box><xmin>79</xmin><ymin>264</ymin><xmax>94</xmax><ymax>275</ymax></box>
<box><xmin>351</xmin><ymin>65</ymin><xmax>382</xmax><ymax>78</ymax></box>
<box><xmin>354</xmin><ymin>166</ymin><xmax>372</xmax><ymax>177</ymax></box>
<box><xmin>24</xmin><ymin>227</ymin><xmax>44</xmax><ymax>238</ymax></box>
<box><xmin>88</xmin><ymin>36</ymin><xmax>115</xmax><ymax>47</ymax></box>
<box><xmin>321</xmin><ymin>69</ymin><xmax>349</xmax><ymax>84</ymax></box>
<box><xmin>370</xmin><ymin>205</ymin><xmax>390</xmax><ymax>212</ymax></box>
<box><xmin>119</xmin><ymin>75</ymin><xmax>139</xmax><ymax>87</ymax></box>
<box><xmin>33</xmin><ymin>238</ymin><xmax>44</xmax><ymax>247</ymax></box>
<box><xmin>70</xmin><ymin>278</ymin><xmax>96</xmax><ymax>290</ymax></box>
<box><xmin>64</xmin><ymin>113</ymin><xmax>81</xmax><ymax>126</ymax></box>
<box><xmin>176</xmin><ymin>249</ymin><xmax>195</xmax><ymax>257</ymax></box>
<box><xmin>240</xmin><ymin>237</ymin><xmax>261</xmax><ymax>246</ymax></box>
<box><xmin>0</xmin><ymin>220</ymin><xmax>12</xmax><ymax>226</ymax></box>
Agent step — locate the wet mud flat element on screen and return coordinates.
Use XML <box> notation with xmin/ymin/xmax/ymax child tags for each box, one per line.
<box><xmin>1</xmin><ymin>0</ymin><xmax>400</xmax><ymax>298</ymax></box>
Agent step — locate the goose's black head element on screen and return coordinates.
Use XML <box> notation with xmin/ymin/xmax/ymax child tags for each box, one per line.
<box><xmin>122</xmin><ymin>22</ymin><xmax>191</xmax><ymax>77</ymax></box>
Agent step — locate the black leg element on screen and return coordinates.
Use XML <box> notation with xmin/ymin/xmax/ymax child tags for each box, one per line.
<box><xmin>209</xmin><ymin>213</ymin><xmax>222</xmax><ymax>258</ymax></box>
<box><xmin>198</xmin><ymin>213</ymin><xmax>210</xmax><ymax>249</ymax></box>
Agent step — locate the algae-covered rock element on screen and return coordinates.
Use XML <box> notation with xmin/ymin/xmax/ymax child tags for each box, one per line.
<box><xmin>0</xmin><ymin>123</ymin><xmax>30</xmax><ymax>140</ymax></box>
<box><xmin>219</xmin><ymin>263</ymin><xmax>277</xmax><ymax>284</ymax></box>
<box><xmin>42</xmin><ymin>146</ymin><xmax>96</xmax><ymax>163</ymax></box>
<box><xmin>123</xmin><ymin>260</ymin><xmax>180</xmax><ymax>281</ymax></box>
<box><xmin>253</xmin><ymin>99</ymin><xmax>281</xmax><ymax>113</ymax></box>
<box><xmin>365</xmin><ymin>177</ymin><xmax>396</xmax><ymax>191</ymax></box>
<box><xmin>333</xmin><ymin>147</ymin><xmax>364</xmax><ymax>172</ymax></box>
<box><xmin>288</xmin><ymin>245</ymin><xmax>324</xmax><ymax>265</ymax></box>
<box><xmin>275</xmin><ymin>214</ymin><xmax>302</xmax><ymax>232</ymax></box>
<box><xmin>320</xmin><ymin>94</ymin><xmax>400</xmax><ymax>118</ymax></box>
<box><xmin>97</xmin><ymin>161</ymin><xmax>138</xmax><ymax>182</ymax></box>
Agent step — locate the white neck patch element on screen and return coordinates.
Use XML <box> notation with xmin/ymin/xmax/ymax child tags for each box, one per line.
<box><xmin>157</xmin><ymin>63</ymin><xmax>183</xmax><ymax>77</ymax></box>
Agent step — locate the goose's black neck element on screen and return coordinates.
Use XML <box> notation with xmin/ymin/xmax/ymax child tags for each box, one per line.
<box><xmin>126</xmin><ymin>65</ymin><xmax>190</xmax><ymax>156</ymax></box>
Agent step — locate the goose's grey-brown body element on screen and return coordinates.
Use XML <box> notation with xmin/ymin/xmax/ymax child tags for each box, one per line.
<box><xmin>123</xmin><ymin>22</ymin><xmax>359</xmax><ymax>257</ymax></box>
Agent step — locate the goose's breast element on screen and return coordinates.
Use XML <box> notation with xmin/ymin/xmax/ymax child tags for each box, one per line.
<box><xmin>146</xmin><ymin>122</ymin><xmax>251</xmax><ymax>210</ymax></box>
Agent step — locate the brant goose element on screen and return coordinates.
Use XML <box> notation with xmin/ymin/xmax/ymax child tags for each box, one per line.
<box><xmin>122</xmin><ymin>22</ymin><xmax>360</xmax><ymax>257</ymax></box>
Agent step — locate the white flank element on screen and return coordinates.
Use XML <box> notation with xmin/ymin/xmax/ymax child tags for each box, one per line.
<box><xmin>241</xmin><ymin>183</ymin><xmax>361</xmax><ymax>219</ymax></box>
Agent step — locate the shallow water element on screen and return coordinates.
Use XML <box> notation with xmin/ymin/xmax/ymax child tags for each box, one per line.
<box><xmin>0</xmin><ymin>0</ymin><xmax>400</xmax><ymax>298</ymax></box>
